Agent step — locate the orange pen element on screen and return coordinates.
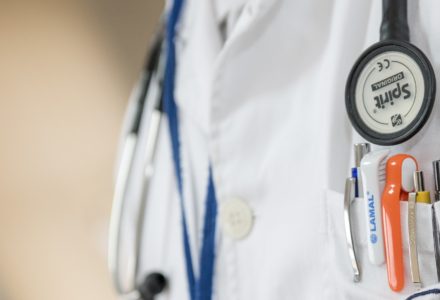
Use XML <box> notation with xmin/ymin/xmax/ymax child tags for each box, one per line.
<box><xmin>382</xmin><ymin>154</ymin><xmax>418</xmax><ymax>291</ymax></box>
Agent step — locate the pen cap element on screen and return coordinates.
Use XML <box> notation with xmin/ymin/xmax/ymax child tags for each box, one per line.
<box><xmin>354</xmin><ymin>143</ymin><xmax>371</xmax><ymax>167</ymax></box>
<box><xmin>414</xmin><ymin>171</ymin><xmax>431</xmax><ymax>203</ymax></box>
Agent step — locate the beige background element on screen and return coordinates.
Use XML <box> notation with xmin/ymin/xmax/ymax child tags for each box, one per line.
<box><xmin>0</xmin><ymin>1</ymin><xmax>163</xmax><ymax>299</ymax></box>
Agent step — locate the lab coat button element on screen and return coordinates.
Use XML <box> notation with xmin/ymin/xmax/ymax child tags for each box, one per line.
<box><xmin>220</xmin><ymin>198</ymin><xmax>253</xmax><ymax>240</ymax></box>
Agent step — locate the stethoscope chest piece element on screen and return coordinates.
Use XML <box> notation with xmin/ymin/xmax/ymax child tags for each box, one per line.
<box><xmin>346</xmin><ymin>40</ymin><xmax>436</xmax><ymax>145</ymax></box>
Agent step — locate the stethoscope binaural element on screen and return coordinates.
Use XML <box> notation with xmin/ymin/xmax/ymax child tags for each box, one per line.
<box><xmin>108</xmin><ymin>23</ymin><xmax>167</xmax><ymax>300</ymax></box>
<box><xmin>346</xmin><ymin>0</ymin><xmax>436</xmax><ymax>145</ymax></box>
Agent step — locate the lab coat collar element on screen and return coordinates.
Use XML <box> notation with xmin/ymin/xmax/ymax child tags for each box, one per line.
<box><xmin>176</xmin><ymin>0</ymin><xmax>279</xmax><ymax>46</ymax></box>
<box><xmin>174</xmin><ymin>0</ymin><xmax>280</xmax><ymax>135</ymax></box>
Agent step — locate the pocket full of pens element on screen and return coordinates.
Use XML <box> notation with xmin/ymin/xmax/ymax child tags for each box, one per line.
<box><xmin>346</xmin><ymin>144</ymin><xmax>440</xmax><ymax>292</ymax></box>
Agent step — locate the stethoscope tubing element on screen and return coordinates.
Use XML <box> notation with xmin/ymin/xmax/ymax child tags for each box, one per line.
<box><xmin>108</xmin><ymin>25</ymin><xmax>165</xmax><ymax>299</ymax></box>
<box><xmin>108</xmin><ymin>82</ymin><xmax>164</xmax><ymax>299</ymax></box>
<box><xmin>108</xmin><ymin>130</ymin><xmax>141</xmax><ymax>298</ymax></box>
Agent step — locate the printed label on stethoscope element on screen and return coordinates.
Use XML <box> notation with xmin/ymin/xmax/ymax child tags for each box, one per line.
<box><xmin>354</xmin><ymin>51</ymin><xmax>425</xmax><ymax>135</ymax></box>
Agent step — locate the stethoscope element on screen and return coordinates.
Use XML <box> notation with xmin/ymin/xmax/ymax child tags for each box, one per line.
<box><xmin>108</xmin><ymin>23</ymin><xmax>167</xmax><ymax>300</ymax></box>
<box><xmin>109</xmin><ymin>0</ymin><xmax>217</xmax><ymax>297</ymax></box>
<box><xmin>346</xmin><ymin>0</ymin><xmax>436</xmax><ymax>145</ymax></box>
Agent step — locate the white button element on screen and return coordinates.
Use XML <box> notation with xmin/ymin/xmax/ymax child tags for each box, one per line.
<box><xmin>220</xmin><ymin>198</ymin><xmax>253</xmax><ymax>240</ymax></box>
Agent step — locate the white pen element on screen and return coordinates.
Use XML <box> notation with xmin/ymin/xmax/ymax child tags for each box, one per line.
<box><xmin>360</xmin><ymin>149</ymin><xmax>389</xmax><ymax>265</ymax></box>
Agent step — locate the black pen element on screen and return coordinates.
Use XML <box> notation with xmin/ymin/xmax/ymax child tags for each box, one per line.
<box><xmin>432</xmin><ymin>160</ymin><xmax>440</xmax><ymax>282</ymax></box>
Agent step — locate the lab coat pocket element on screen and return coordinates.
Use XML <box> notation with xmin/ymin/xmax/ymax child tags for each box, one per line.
<box><xmin>322</xmin><ymin>189</ymin><xmax>438</xmax><ymax>300</ymax></box>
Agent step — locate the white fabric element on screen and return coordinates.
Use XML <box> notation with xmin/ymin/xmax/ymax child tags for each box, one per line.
<box><xmin>118</xmin><ymin>0</ymin><xmax>440</xmax><ymax>299</ymax></box>
<box><xmin>212</xmin><ymin>0</ymin><xmax>247</xmax><ymax>41</ymax></box>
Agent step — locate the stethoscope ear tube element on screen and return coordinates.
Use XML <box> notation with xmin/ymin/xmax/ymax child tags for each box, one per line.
<box><xmin>131</xmin><ymin>24</ymin><xmax>165</xmax><ymax>135</ymax></box>
<box><xmin>108</xmin><ymin>23</ymin><xmax>166</xmax><ymax>299</ymax></box>
<box><xmin>108</xmin><ymin>132</ymin><xmax>141</xmax><ymax>298</ymax></box>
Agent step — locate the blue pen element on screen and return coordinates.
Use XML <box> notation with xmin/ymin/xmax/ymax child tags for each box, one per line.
<box><xmin>353</xmin><ymin>143</ymin><xmax>371</xmax><ymax>197</ymax></box>
<box><xmin>351</xmin><ymin>167</ymin><xmax>359</xmax><ymax>197</ymax></box>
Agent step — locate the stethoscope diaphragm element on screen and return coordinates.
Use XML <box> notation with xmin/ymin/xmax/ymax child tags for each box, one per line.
<box><xmin>346</xmin><ymin>40</ymin><xmax>436</xmax><ymax>145</ymax></box>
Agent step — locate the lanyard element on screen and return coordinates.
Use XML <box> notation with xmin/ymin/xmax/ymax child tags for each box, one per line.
<box><xmin>163</xmin><ymin>0</ymin><xmax>218</xmax><ymax>299</ymax></box>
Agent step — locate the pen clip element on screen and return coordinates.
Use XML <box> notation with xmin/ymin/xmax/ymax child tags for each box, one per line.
<box><xmin>344</xmin><ymin>177</ymin><xmax>361</xmax><ymax>282</ymax></box>
<box><xmin>408</xmin><ymin>192</ymin><xmax>422</xmax><ymax>289</ymax></box>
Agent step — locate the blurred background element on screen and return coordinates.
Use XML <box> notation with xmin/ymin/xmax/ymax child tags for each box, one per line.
<box><xmin>0</xmin><ymin>0</ymin><xmax>163</xmax><ymax>299</ymax></box>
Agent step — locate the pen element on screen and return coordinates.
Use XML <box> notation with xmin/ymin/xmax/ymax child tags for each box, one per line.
<box><xmin>408</xmin><ymin>171</ymin><xmax>429</xmax><ymax>288</ymax></box>
<box><xmin>353</xmin><ymin>143</ymin><xmax>371</xmax><ymax>197</ymax></box>
<box><xmin>344</xmin><ymin>177</ymin><xmax>361</xmax><ymax>282</ymax></box>
<box><xmin>409</xmin><ymin>170</ymin><xmax>430</xmax><ymax>290</ymax></box>
<box><xmin>414</xmin><ymin>171</ymin><xmax>430</xmax><ymax>204</ymax></box>
<box><xmin>360</xmin><ymin>149</ymin><xmax>389</xmax><ymax>265</ymax></box>
<box><xmin>408</xmin><ymin>191</ymin><xmax>421</xmax><ymax>289</ymax></box>
<box><xmin>432</xmin><ymin>161</ymin><xmax>440</xmax><ymax>282</ymax></box>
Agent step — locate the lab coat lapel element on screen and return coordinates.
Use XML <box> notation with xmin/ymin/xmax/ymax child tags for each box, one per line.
<box><xmin>174</xmin><ymin>0</ymin><xmax>281</xmax><ymax>135</ymax></box>
<box><xmin>174</xmin><ymin>0</ymin><xmax>222</xmax><ymax>135</ymax></box>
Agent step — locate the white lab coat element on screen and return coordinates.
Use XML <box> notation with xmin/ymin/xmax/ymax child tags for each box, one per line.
<box><xmin>117</xmin><ymin>0</ymin><xmax>440</xmax><ymax>299</ymax></box>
